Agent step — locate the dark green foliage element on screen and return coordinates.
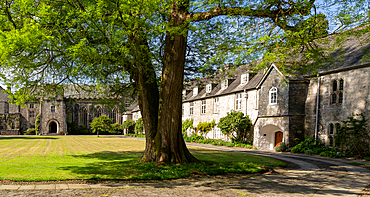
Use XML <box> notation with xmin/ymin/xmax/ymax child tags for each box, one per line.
<box><xmin>335</xmin><ymin>114</ymin><xmax>370</xmax><ymax>158</ymax></box>
<box><xmin>67</xmin><ymin>122</ymin><xmax>89</xmax><ymax>135</ymax></box>
<box><xmin>291</xmin><ymin>136</ymin><xmax>340</xmax><ymax>158</ymax></box>
<box><xmin>217</xmin><ymin>111</ymin><xmax>253</xmax><ymax>143</ymax></box>
<box><xmin>182</xmin><ymin>119</ymin><xmax>193</xmax><ymax>137</ymax></box>
<box><xmin>134</xmin><ymin>118</ymin><xmax>144</xmax><ymax>134</ymax></box>
<box><xmin>196</xmin><ymin>120</ymin><xmax>215</xmax><ymax>135</ymax></box>
<box><xmin>122</xmin><ymin>120</ymin><xmax>135</xmax><ymax>134</ymax></box>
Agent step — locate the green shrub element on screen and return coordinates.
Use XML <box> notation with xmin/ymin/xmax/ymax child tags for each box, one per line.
<box><xmin>35</xmin><ymin>114</ymin><xmax>41</xmax><ymax>135</ymax></box>
<box><xmin>196</xmin><ymin>120</ymin><xmax>215</xmax><ymax>135</ymax></box>
<box><xmin>67</xmin><ymin>122</ymin><xmax>90</xmax><ymax>135</ymax></box>
<box><xmin>134</xmin><ymin>118</ymin><xmax>144</xmax><ymax>134</ymax></box>
<box><xmin>290</xmin><ymin>136</ymin><xmax>340</xmax><ymax>157</ymax></box>
<box><xmin>25</xmin><ymin>128</ymin><xmax>36</xmax><ymax>135</ymax></box>
<box><xmin>274</xmin><ymin>142</ymin><xmax>288</xmax><ymax>152</ymax></box>
<box><xmin>225</xmin><ymin>142</ymin><xmax>235</xmax><ymax>147</ymax></box>
<box><xmin>182</xmin><ymin>119</ymin><xmax>193</xmax><ymax>137</ymax></box>
<box><xmin>218</xmin><ymin>111</ymin><xmax>253</xmax><ymax>143</ymax></box>
<box><xmin>125</xmin><ymin>133</ymin><xmax>145</xmax><ymax>138</ymax></box>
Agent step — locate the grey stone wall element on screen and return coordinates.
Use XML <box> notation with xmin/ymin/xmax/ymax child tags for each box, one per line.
<box><xmin>258</xmin><ymin>68</ymin><xmax>289</xmax><ymax>117</ymax></box>
<box><xmin>305</xmin><ymin>66</ymin><xmax>370</xmax><ymax>145</ymax></box>
<box><xmin>40</xmin><ymin>100</ymin><xmax>66</xmax><ymax>134</ymax></box>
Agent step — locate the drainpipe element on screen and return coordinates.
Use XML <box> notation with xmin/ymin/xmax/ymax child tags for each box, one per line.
<box><xmin>315</xmin><ymin>76</ymin><xmax>320</xmax><ymax>139</ymax></box>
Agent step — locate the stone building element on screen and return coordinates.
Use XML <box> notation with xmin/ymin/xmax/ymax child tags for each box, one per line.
<box><xmin>0</xmin><ymin>86</ymin><xmax>124</xmax><ymax>135</ymax></box>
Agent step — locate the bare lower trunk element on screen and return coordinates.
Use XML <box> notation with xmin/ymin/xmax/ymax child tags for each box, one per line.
<box><xmin>133</xmin><ymin>0</ymin><xmax>198</xmax><ymax>164</ymax></box>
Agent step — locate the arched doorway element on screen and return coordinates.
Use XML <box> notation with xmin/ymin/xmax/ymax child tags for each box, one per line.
<box><xmin>274</xmin><ymin>131</ymin><xmax>283</xmax><ymax>147</ymax></box>
<box><xmin>49</xmin><ymin>121</ymin><xmax>57</xmax><ymax>133</ymax></box>
<box><xmin>258</xmin><ymin>124</ymin><xmax>284</xmax><ymax>150</ymax></box>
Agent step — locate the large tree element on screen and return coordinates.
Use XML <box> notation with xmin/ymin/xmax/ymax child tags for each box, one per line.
<box><xmin>0</xmin><ymin>0</ymin><xmax>369</xmax><ymax>164</ymax></box>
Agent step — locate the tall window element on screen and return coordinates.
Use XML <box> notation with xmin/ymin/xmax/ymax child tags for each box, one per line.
<box><xmin>328</xmin><ymin>123</ymin><xmax>340</xmax><ymax>147</ymax></box>
<box><xmin>189</xmin><ymin>102</ymin><xmax>194</xmax><ymax>116</ymax></box>
<box><xmin>51</xmin><ymin>106</ymin><xmax>56</xmax><ymax>112</ymax></box>
<box><xmin>235</xmin><ymin>93</ymin><xmax>243</xmax><ymax>110</ymax></box>
<box><xmin>333</xmin><ymin>80</ymin><xmax>337</xmax><ymax>91</ymax></box>
<box><xmin>332</xmin><ymin>79</ymin><xmax>344</xmax><ymax>104</ymax></box>
<box><xmin>221</xmin><ymin>79</ymin><xmax>228</xmax><ymax>90</ymax></box>
<box><xmin>79</xmin><ymin>107</ymin><xmax>88</xmax><ymax>127</ymax></box>
<box><xmin>67</xmin><ymin>105</ymin><xmax>73</xmax><ymax>123</ymax></box>
<box><xmin>109</xmin><ymin>109</ymin><xmax>117</xmax><ymax>123</ymax></box>
<box><xmin>269</xmin><ymin>87</ymin><xmax>277</xmax><ymax>105</ymax></box>
<box><xmin>214</xmin><ymin>98</ymin><xmax>219</xmax><ymax>113</ymax></box>
<box><xmin>95</xmin><ymin>107</ymin><xmax>102</xmax><ymax>118</ymax></box>
<box><xmin>201</xmin><ymin>100</ymin><xmax>206</xmax><ymax>114</ymax></box>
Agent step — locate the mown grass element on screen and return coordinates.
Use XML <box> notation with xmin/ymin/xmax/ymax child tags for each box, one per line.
<box><xmin>0</xmin><ymin>136</ymin><xmax>285</xmax><ymax>181</ymax></box>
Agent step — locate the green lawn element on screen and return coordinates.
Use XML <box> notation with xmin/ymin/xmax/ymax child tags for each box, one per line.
<box><xmin>0</xmin><ymin>136</ymin><xmax>285</xmax><ymax>181</ymax></box>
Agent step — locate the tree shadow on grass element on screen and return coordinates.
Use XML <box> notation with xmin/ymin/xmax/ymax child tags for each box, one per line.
<box><xmin>58</xmin><ymin>151</ymin><xmax>148</xmax><ymax>180</ymax></box>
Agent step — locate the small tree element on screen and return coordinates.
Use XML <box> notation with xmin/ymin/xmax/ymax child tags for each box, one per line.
<box><xmin>218</xmin><ymin>111</ymin><xmax>253</xmax><ymax>143</ymax></box>
<box><xmin>196</xmin><ymin>120</ymin><xmax>216</xmax><ymax>135</ymax></box>
<box><xmin>122</xmin><ymin>120</ymin><xmax>136</xmax><ymax>134</ymax></box>
<box><xmin>134</xmin><ymin>118</ymin><xmax>144</xmax><ymax>134</ymax></box>
<box><xmin>90</xmin><ymin>115</ymin><xmax>112</xmax><ymax>137</ymax></box>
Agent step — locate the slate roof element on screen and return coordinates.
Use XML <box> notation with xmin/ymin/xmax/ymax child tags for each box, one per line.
<box><xmin>0</xmin><ymin>86</ymin><xmax>10</xmax><ymax>101</ymax></box>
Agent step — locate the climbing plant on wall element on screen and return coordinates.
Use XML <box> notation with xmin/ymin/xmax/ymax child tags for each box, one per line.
<box><xmin>335</xmin><ymin>114</ymin><xmax>370</xmax><ymax>158</ymax></box>
<box><xmin>196</xmin><ymin>120</ymin><xmax>216</xmax><ymax>135</ymax></box>
<box><xmin>35</xmin><ymin>114</ymin><xmax>41</xmax><ymax>135</ymax></box>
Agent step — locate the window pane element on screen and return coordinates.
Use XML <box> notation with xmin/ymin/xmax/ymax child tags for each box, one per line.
<box><xmin>339</xmin><ymin>79</ymin><xmax>344</xmax><ymax>90</ymax></box>
<box><xmin>332</xmin><ymin>93</ymin><xmax>337</xmax><ymax>104</ymax></box>
<box><xmin>333</xmin><ymin>80</ymin><xmax>337</xmax><ymax>91</ymax></box>
<box><xmin>338</xmin><ymin>93</ymin><xmax>343</xmax><ymax>103</ymax></box>
<box><xmin>329</xmin><ymin>123</ymin><xmax>334</xmax><ymax>135</ymax></box>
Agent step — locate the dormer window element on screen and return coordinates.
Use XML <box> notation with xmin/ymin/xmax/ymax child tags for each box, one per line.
<box><xmin>221</xmin><ymin>79</ymin><xmax>228</xmax><ymax>90</ymax></box>
<box><xmin>206</xmin><ymin>84</ymin><xmax>212</xmax><ymax>93</ymax></box>
<box><xmin>193</xmin><ymin>87</ymin><xmax>198</xmax><ymax>96</ymax></box>
<box><xmin>241</xmin><ymin>74</ymin><xmax>249</xmax><ymax>84</ymax></box>
<box><xmin>269</xmin><ymin>87</ymin><xmax>278</xmax><ymax>105</ymax></box>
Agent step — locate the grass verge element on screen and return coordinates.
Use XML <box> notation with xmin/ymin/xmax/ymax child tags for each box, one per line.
<box><xmin>0</xmin><ymin>136</ymin><xmax>285</xmax><ymax>181</ymax></box>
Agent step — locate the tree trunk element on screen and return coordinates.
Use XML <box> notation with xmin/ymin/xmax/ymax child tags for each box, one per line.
<box><xmin>155</xmin><ymin>0</ymin><xmax>199</xmax><ymax>164</ymax></box>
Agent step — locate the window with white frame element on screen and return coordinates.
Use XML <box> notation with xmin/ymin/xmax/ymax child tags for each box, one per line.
<box><xmin>235</xmin><ymin>93</ymin><xmax>243</xmax><ymax>110</ymax></box>
<box><xmin>206</xmin><ymin>84</ymin><xmax>212</xmax><ymax>93</ymax></box>
<box><xmin>193</xmin><ymin>87</ymin><xmax>198</xmax><ymax>96</ymax></box>
<box><xmin>241</xmin><ymin>74</ymin><xmax>248</xmax><ymax>84</ymax></box>
<box><xmin>189</xmin><ymin>102</ymin><xmax>194</xmax><ymax>115</ymax></box>
<box><xmin>269</xmin><ymin>87</ymin><xmax>277</xmax><ymax>105</ymax></box>
<box><xmin>201</xmin><ymin>100</ymin><xmax>206</xmax><ymax>114</ymax></box>
<box><xmin>214</xmin><ymin>97</ymin><xmax>219</xmax><ymax>113</ymax></box>
<box><xmin>221</xmin><ymin>79</ymin><xmax>228</xmax><ymax>90</ymax></box>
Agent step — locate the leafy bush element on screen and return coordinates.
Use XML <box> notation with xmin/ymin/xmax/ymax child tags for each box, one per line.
<box><xmin>122</xmin><ymin>120</ymin><xmax>135</xmax><ymax>134</ymax></box>
<box><xmin>291</xmin><ymin>136</ymin><xmax>340</xmax><ymax>157</ymax></box>
<box><xmin>110</xmin><ymin>123</ymin><xmax>122</xmax><ymax>135</ymax></box>
<box><xmin>182</xmin><ymin>119</ymin><xmax>193</xmax><ymax>137</ymax></box>
<box><xmin>218</xmin><ymin>111</ymin><xmax>253</xmax><ymax>143</ymax></box>
<box><xmin>196</xmin><ymin>120</ymin><xmax>215</xmax><ymax>135</ymax></box>
<box><xmin>274</xmin><ymin>142</ymin><xmax>288</xmax><ymax>152</ymax></box>
<box><xmin>24</xmin><ymin>128</ymin><xmax>36</xmax><ymax>135</ymax></box>
<box><xmin>134</xmin><ymin>118</ymin><xmax>144</xmax><ymax>134</ymax></box>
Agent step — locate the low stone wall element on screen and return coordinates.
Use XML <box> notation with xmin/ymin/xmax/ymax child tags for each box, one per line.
<box><xmin>0</xmin><ymin>129</ymin><xmax>19</xmax><ymax>135</ymax></box>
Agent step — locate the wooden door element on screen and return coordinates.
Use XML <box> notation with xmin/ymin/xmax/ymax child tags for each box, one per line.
<box><xmin>275</xmin><ymin>131</ymin><xmax>283</xmax><ymax>147</ymax></box>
